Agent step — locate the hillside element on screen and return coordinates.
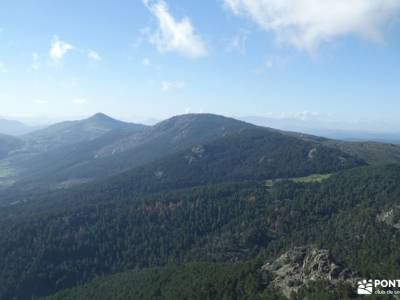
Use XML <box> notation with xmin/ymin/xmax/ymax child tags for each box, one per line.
<box><xmin>45</xmin><ymin>252</ymin><xmax>356</xmax><ymax>300</ymax></box>
<box><xmin>323</xmin><ymin>140</ymin><xmax>400</xmax><ymax>165</ymax></box>
<box><xmin>1</xmin><ymin>164</ymin><xmax>399</xmax><ymax>299</ymax></box>
<box><xmin>45</xmin><ymin>262</ymin><xmax>284</xmax><ymax>300</ymax></box>
<box><xmin>90</xmin><ymin>126</ymin><xmax>362</xmax><ymax>196</ymax></box>
<box><xmin>20</xmin><ymin>113</ymin><xmax>145</xmax><ymax>152</ymax></box>
<box><xmin>2</xmin><ymin>114</ymin><xmax>369</xmax><ymax>193</ymax></box>
<box><xmin>4</xmin><ymin>123</ymin><xmax>363</xmax><ymax>196</ymax></box>
<box><xmin>1</xmin><ymin>114</ymin><xmax>400</xmax><ymax>299</ymax></box>
<box><xmin>0</xmin><ymin>118</ymin><xmax>32</xmax><ymax>136</ymax></box>
<box><xmin>284</xmin><ymin>130</ymin><xmax>400</xmax><ymax>165</ymax></box>
<box><xmin>0</xmin><ymin>134</ymin><xmax>23</xmax><ymax>159</ymax></box>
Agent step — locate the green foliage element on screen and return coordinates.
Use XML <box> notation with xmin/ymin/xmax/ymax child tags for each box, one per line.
<box><xmin>45</xmin><ymin>261</ymin><xmax>284</xmax><ymax>300</ymax></box>
<box><xmin>324</xmin><ymin>140</ymin><xmax>400</xmax><ymax>165</ymax></box>
<box><xmin>4</xmin><ymin>114</ymin><xmax>363</xmax><ymax>194</ymax></box>
<box><xmin>1</xmin><ymin>114</ymin><xmax>400</xmax><ymax>300</ymax></box>
<box><xmin>1</xmin><ymin>165</ymin><xmax>400</xmax><ymax>299</ymax></box>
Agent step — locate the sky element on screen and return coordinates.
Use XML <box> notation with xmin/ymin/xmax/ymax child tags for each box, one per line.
<box><xmin>0</xmin><ymin>0</ymin><xmax>400</xmax><ymax>131</ymax></box>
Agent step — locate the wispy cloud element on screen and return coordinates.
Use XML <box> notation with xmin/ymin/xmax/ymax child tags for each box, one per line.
<box><xmin>224</xmin><ymin>0</ymin><xmax>400</xmax><ymax>51</ymax></box>
<box><xmin>275</xmin><ymin>111</ymin><xmax>321</xmax><ymax>121</ymax></box>
<box><xmin>144</xmin><ymin>0</ymin><xmax>207</xmax><ymax>58</ymax></box>
<box><xmin>50</xmin><ymin>36</ymin><xmax>74</xmax><ymax>62</ymax></box>
<box><xmin>161</xmin><ymin>80</ymin><xmax>185</xmax><ymax>92</ymax></box>
<box><xmin>87</xmin><ymin>50</ymin><xmax>101</xmax><ymax>61</ymax></box>
<box><xmin>72</xmin><ymin>98</ymin><xmax>87</xmax><ymax>105</ymax></box>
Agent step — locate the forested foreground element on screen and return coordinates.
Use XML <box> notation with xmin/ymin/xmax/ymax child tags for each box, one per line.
<box><xmin>1</xmin><ymin>164</ymin><xmax>400</xmax><ymax>299</ymax></box>
<box><xmin>45</xmin><ymin>261</ymin><xmax>357</xmax><ymax>300</ymax></box>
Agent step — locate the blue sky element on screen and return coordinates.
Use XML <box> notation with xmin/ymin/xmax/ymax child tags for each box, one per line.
<box><xmin>1</xmin><ymin>0</ymin><xmax>400</xmax><ymax>130</ymax></box>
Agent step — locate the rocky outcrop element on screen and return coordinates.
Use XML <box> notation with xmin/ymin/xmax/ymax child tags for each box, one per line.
<box><xmin>185</xmin><ymin>145</ymin><xmax>205</xmax><ymax>164</ymax></box>
<box><xmin>377</xmin><ymin>206</ymin><xmax>400</xmax><ymax>230</ymax></box>
<box><xmin>261</xmin><ymin>247</ymin><xmax>356</xmax><ymax>298</ymax></box>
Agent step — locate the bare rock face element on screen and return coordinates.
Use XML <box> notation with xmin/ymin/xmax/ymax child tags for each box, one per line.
<box><xmin>261</xmin><ymin>247</ymin><xmax>355</xmax><ymax>298</ymax></box>
<box><xmin>185</xmin><ymin>145</ymin><xmax>205</xmax><ymax>164</ymax></box>
<box><xmin>377</xmin><ymin>206</ymin><xmax>400</xmax><ymax>230</ymax></box>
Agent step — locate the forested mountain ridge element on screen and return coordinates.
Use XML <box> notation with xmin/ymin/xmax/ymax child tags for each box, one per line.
<box><xmin>0</xmin><ymin>113</ymin><xmax>373</xmax><ymax>193</ymax></box>
<box><xmin>0</xmin><ymin>121</ymin><xmax>364</xmax><ymax>203</ymax></box>
<box><xmin>1</xmin><ymin>113</ymin><xmax>400</xmax><ymax>195</ymax></box>
<box><xmin>20</xmin><ymin>112</ymin><xmax>146</xmax><ymax>152</ymax></box>
<box><xmin>1</xmin><ymin>113</ymin><xmax>400</xmax><ymax>299</ymax></box>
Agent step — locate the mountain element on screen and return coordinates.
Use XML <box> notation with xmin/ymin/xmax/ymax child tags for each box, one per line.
<box><xmin>284</xmin><ymin>130</ymin><xmax>400</xmax><ymax>165</ymax></box>
<box><xmin>3</xmin><ymin>114</ymin><xmax>364</xmax><ymax>193</ymax></box>
<box><xmin>21</xmin><ymin>113</ymin><xmax>146</xmax><ymax>152</ymax></box>
<box><xmin>0</xmin><ymin>113</ymin><xmax>399</xmax><ymax>197</ymax></box>
<box><xmin>0</xmin><ymin>118</ymin><xmax>33</xmax><ymax>136</ymax></box>
<box><xmin>1</xmin><ymin>114</ymin><xmax>253</xmax><ymax>190</ymax></box>
<box><xmin>89</xmin><ymin>126</ymin><xmax>362</xmax><ymax>197</ymax></box>
<box><xmin>0</xmin><ymin>134</ymin><xmax>23</xmax><ymax>159</ymax></box>
<box><xmin>322</xmin><ymin>140</ymin><xmax>400</xmax><ymax>165</ymax></box>
<box><xmin>0</xmin><ymin>114</ymin><xmax>147</xmax><ymax>190</ymax></box>
<box><xmin>1</xmin><ymin>113</ymin><xmax>400</xmax><ymax>299</ymax></box>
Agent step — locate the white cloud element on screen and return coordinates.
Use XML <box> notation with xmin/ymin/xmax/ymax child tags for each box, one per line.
<box><xmin>50</xmin><ymin>36</ymin><xmax>74</xmax><ymax>62</ymax></box>
<box><xmin>0</xmin><ymin>61</ymin><xmax>7</xmax><ymax>73</ymax></box>
<box><xmin>224</xmin><ymin>0</ymin><xmax>400</xmax><ymax>50</ymax></box>
<box><xmin>161</xmin><ymin>80</ymin><xmax>185</xmax><ymax>92</ymax></box>
<box><xmin>144</xmin><ymin>0</ymin><xmax>207</xmax><ymax>58</ymax></box>
<box><xmin>72</xmin><ymin>98</ymin><xmax>87</xmax><ymax>105</ymax></box>
<box><xmin>31</xmin><ymin>52</ymin><xmax>40</xmax><ymax>70</ymax></box>
<box><xmin>87</xmin><ymin>50</ymin><xmax>102</xmax><ymax>61</ymax></box>
<box><xmin>266</xmin><ymin>111</ymin><xmax>321</xmax><ymax>121</ymax></box>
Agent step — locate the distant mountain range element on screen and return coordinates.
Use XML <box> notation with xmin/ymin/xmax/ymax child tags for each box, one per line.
<box><xmin>0</xmin><ymin>118</ymin><xmax>38</xmax><ymax>136</ymax></box>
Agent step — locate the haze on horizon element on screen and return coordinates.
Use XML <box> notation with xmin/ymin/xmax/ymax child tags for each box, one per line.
<box><xmin>1</xmin><ymin>0</ymin><xmax>400</xmax><ymax>132</ymax></box>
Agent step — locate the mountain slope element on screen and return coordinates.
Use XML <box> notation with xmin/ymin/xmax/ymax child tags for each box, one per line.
<box><xmin>94</xmin><ymin>126</ymin><xmax>363</xmax><ymax>196</ymax></box>
<box><xmin>45</xmin><ymin>262</ymin><xmax>282</xmax><ymax>300</ymax></box>
<box><xmin>6</xmin><ymin>114</ymin><xmax>366</xmax><ymax>192</ymax></box>
<box><xmin>284</xmin><ymin>130</ymin><xmax>400</xmax><ymax>165</ymax></box>
<box><xmin>21</xmin><ymin>113</ymin><xmax>145</xmax><ymax>152</ymax></box>
<box><xmin>323</xmin><ymin>140</ymin><xmax>400</xmax><ymax>165</ymax></box>
<box><xmin>0</xmin><ymin>113</ymin><xmax>398</xmax><ymax>300</ymax></box>
<box><xmin>0</xmin><ymin>134</ymin><xmax>23</xmax><ymax>159</ymax></box>
<box><xmin>5</xmin><ymin>121</ymin><xmax>364</xmax><ymax>196</ymax></box>
<box><xmin>4</xmin><ymin>114</ymin><xmax>254</xmax><ymax>189</ymax></box>
<box><xmin>95</xmin><ymin>113</ymin><xmax>253</xmax><ymax>158</ymax></box>
<box><xmin>1</xmin><ymin>164</ymin><xmax>399</xmax><ymax>299</ymax></box>
<box><xmin>0</xmin><ymin>118</ymin><xmax>32</xmax><ymax>136</ymax></box>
